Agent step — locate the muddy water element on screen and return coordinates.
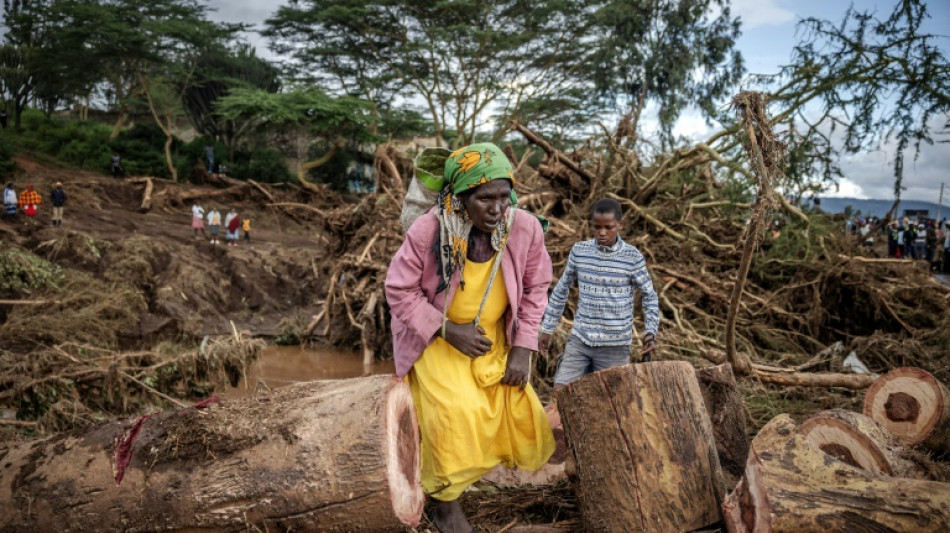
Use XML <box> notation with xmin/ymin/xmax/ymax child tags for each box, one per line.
<box><xmin>224</xmin><ymin>345</ymin><xmax>396</xmax><ymax>398</ymax></box>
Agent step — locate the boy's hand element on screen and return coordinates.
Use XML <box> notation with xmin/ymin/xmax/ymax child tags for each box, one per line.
<box><xmin>538</xmin><ymin>333</ymin><xmax>551</xmax><ymax>357</ymax></box>
<box><xmin>640</xmin><ymin>333</ymin><xmax>657</xmax><ymax>362</ymax></box>
<box><xmin>502</xmin><ymin>346</ymin><xmax>531</xmax><ymax>389</ymax></box>
<box><xmin>442</xmin><ymin>321</ymin><xmax>492</xmax><ymax>358</ymax></box>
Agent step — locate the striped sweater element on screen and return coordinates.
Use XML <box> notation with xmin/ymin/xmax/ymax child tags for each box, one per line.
<box><xmin>540</xmin><ymin>238</ymin><xmax>659</xmax><ymax>346</ymax></box>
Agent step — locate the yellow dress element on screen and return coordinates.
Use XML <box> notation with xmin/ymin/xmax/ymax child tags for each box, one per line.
<box><xmin>408</xmin><ymin>256</ymin><xmax>554</xmax><ymax>501</ymax></box>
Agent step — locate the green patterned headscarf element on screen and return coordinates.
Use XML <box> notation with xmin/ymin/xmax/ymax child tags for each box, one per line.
<box><xmin>418</xmin><ymin>143</ymin><xmax>517</xmax><ymax>293</ymax></box>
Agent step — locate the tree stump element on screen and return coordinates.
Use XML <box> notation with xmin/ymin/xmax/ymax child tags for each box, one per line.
<box><xmin>696</xmin><ymin>363</ymin><xmax>750</xmax><ymax>483</ymax></box>
<box><xmin>555</xmin><ymin>361</ymin><xmax>725</xmax><ymax>532</ymax></box>
<box><xmin>864</xmin><ymin>367</ymin><xmax>950</xmax><ymax>454</ymax></box>
<box><xmin>800</xmin><ymin>408</ymin><xmax>919</xmax><ymax>477</ymax></box>
<box><xmin>0</xmin><ymin>376</ymin><xmax>423</xmax><ymax>533</ymax></box>
<box><xmin>723</xmin><ymin>414</ymin><xmax>950</xmax><ymax>533</ymax></box>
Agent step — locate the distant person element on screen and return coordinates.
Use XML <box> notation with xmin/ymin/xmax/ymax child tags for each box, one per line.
<box><xmin>242</xmin><ymin>216</ymin><xmax>251</xmax><ymax>242</ymax></box>
<box><xmin>886</xmin><ymin>220</ymin><xmax>899</xmax><ymax>257</ymax></box>
<box><xmin>943</xmin><ymin>230</ymin><xmax>950</xmax><ymax>274</ymax></box>
<box><xmin>3</xmin><ymin>183</ymin><xmax>17</xmax><ymax>219</ymax></box>
<box><xmin>926</xmin><ymin>220</ymin><xmax>938</xmax><ymax>266</ymax></box>
<box><xmin>50</xmin><ymin>182</ymin><xmax>66</xmax><ymax>227</ymax></box>
<box><xmin>204</xmin><ymin>145</ymin><xmax>214</xmax><ymax>174</ymax></box>
<box><xmin>191</xmin><ymin>202</ymin><xmax>207</xmax><ymax>238</ymax></box>
<box><xmin>811</xmin><ymin>195</ymin><xmax>821</xmax><ymax>212</ymax></box>
<box><xmin>224</xmin><ymin>208</ymin><xmax>240</xmax><ymax>246</ymax></box>
<box><xmin>18</xmin><ymin>184</ymin><xmax>42</xmax><ymax>223</ymax></box>
<box><xmin>539</xmin><ymin>198</ymin><xmax>660</xmax><ymax>389</ymax></box>
<box><xmin>111</xmin><ymin>153</ymin><xmax>124</xmax><ymax>178</ymax></box>
<box><xmin>913</xmin><ymin>224</ymin><xmax>926</xmax><ymax>261</ymax></box>
<box><xmin>206</xmin><ymin>206</ymin><xmax>222</xmax><ymax>245</ymax></box>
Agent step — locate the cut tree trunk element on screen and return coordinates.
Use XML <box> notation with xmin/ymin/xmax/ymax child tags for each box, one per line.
<box><xmin>864</xmin><ymin>367</ymin><xmax>950</xmax><ymax>454</ymax></box>
<box><xmin>0</xmin><ymin>376</ymin><xmax>423</xmax><ymax>533</ymax></box>
<box><xmin>722</xmin><ymin>414</ymin><xmax>950</xmax><ymax>533</ymax></box>
<box><xmin>696</xmin><ymin>363</ymin><xmax>750</xmax><ymax>483</ymax></box>
<box><xmin>799</xmin><ymin>408</ymin><xmax>919</xmax><ymax>477</ymax></box>
<box><xmin>555</xmin><ymin>361</ymin><xmax>725</xmax><ymax>533</ymax></box>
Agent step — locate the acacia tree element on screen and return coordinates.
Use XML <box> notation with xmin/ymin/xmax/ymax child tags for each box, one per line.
<box><xmin>214</xmin><ymin>87</ymin><xmax>376</xmax><ymax>192</ymax></box>
<box><xmin>583</xmin><ymin>0</ymin><xmax>743</xmax><ymax>149</ymax></box>
<box><xmin>264</xmin><ymin>0</ymin><xmax>591</xmax><ymax>146</ymax></box>
<box><xmin>180</xmin><ymin>44</ymin><xmax>281</xmax><ymax>161</ymax></box>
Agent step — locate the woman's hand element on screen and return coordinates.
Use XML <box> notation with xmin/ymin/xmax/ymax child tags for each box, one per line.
<box><xmin>442</xmin><ymin>321</ymin><xmax>492</xmax><ymax>358</ymax></box>
<box><xmin>502</xmin><ymin>346</ymin><xmax>532</xmax><ymax>389</ymax></box>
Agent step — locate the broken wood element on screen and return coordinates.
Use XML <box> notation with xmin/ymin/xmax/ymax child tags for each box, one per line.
<box><xmin>723</xmin><ymin>414</ymin><xmax>950</xmax><ymax>533</ymax></box>
<box><xmin>696</xmin><ymin>364</ymin><xmax>750</xmax><ymax>482</ymax></box>
<box><xmin>511</xmin><ymin>120</ymin><xmax>596</xmax><ymax>186</ymax></box>
<box><xmin>800</xmin><ymin>408</ymin><xmax>920</xmax><ymax>477</ymax></box>
<box><xmin>126</xmin><ymin>177</ymin><xmax>154</xmax><ymax>212</ymax></box>
<box><xmin>555</xmin><ymin>361</ymin><xmax>725</xmax><ymax>532</ymax></box>
<box><xmin>864</xmin><ymin>367</ymin><xmax>950</xmax><ymax>454</ymax></box>
<box><xmin>0</xmin><ymin>376</ymin><xmax>423</xmax><ymax>532</ymax></box>
<box><xmin>699</xmin><ymin>348</ymin><xmax>876</xmax><ymax>389</ymax></box>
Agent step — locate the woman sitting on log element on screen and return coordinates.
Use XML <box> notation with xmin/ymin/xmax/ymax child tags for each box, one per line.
<box><xmin>386</xmin><ymin>143</ymin><xmax>555</xmax><ymax>533</ymax></box>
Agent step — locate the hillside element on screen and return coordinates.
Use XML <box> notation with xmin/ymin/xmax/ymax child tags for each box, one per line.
<box><xmin>818</xmin><ymin>197</ymin><xmax>948</xmax><ymax>219</ymax></box>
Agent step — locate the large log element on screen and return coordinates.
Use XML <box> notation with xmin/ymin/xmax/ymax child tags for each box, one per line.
<box><xmin>555</xmin><ymin>361</ymin><xmax>726</xmax><ymax>532</ymax></box>
<box><xmin>723</xmin><ymin>414</ymin><xmax>950</xmax><ymax>533</ymax></box>
<box><xmin>696</xmin><ymin>363</ymin><xmax>750</xmax><ymax>482</ymax></box>
<box><xmin>0</xmin><ymin>376</ymin><xmax>423</xmax><ymax>532</ymax></box>
<box><xmin>800</xmin><ymin>408</ymin><xmax>919</xmax><ymax>478</ymax></box>
<box><xmin>864</xmin><ymin>367</ymin><xmax>950</xmax><ymax>454</ymax></box>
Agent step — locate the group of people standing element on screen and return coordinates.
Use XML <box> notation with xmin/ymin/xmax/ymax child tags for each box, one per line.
<box><xmin>3</xmin><ymin>182</ymin><xmax>67</xmax><ymax>226</ymax></box>
<box><xmin>885</xmin><ymin>218</ymin><xmax>947</xmax><ymax>270</ymax></box>
<box><xmin>190</xmin><ymin>202</ymin><xmax>250</xmax><ymax>246</ymax></box>
<box><xmin>385</xmin><ymin>142</ymin><xmax>659</xmax><ymax>533</ymax></box>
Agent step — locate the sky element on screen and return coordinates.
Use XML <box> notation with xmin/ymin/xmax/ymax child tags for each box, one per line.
<box><xmin>204</xmin><ymin>0</ymin><xmax>950</xmax><ymax>203</ymax></box>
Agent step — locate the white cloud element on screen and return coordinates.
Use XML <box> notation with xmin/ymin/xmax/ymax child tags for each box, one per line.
<box><xmin>822</xmin><ymin>177</ymin><xmax>868</xmax><ymax>199</ymax></box>
<box><xmin>730</xmin><ymin>0</ymin><xmax>795</xmax><ymax>28</ymax></box>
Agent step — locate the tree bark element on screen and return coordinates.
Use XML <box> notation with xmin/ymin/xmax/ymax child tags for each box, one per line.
<box><xmin>0</xmin><ymin>376</ymin><xmax>424</xmax><ymax>533</ymax></box>
<box><xmin>863</xmin><ymin>367</ymin><xmax>950</xmax><ymax>454</ymax></box>
<box><xmin>696</xmin><ymin>364</ymin><xmax>750</xmax><ymax>483</ymax></box>
<box><xmin>722</xmin><ymin>414</ymin><xmax>950</xmax><ymax>533</ymax></box>
<box><xmin>555</xmin><ymin>361</ymin><xmax>725</xmax><ymax>532</ymax></box>
<box><xmin>799</xmin><ymin>408</ymin><xmax>920</xmax><ymax>478</ymax></box>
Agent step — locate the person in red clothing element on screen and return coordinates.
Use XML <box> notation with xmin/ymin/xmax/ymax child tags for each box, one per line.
<box><xmin>18</xmin><ymin>184</ymin><xmax>42</xmax><ymax>222</ymax></box>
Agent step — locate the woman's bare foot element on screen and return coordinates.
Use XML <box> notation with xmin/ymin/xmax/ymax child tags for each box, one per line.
<box><xmin>430</xmin><ymin>499</ymin><xmax>472</xmax><ymax>533</ymax></box>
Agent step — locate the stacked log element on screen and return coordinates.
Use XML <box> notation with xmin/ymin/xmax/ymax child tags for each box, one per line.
<box><xmin>723</xmin><ymin>414</ymin><xmax>950</xmax><ymax>533</ymax></box>
<box><xmin>555</xmin><ymin>361</ymin><xmax>725</xmax><ymax>532</ymax></box>
<box><xmin>0</xmin><ymin>376</ymin><xmax>423</xmax><ymax>532</ymax></box>
<box><xmin>864</xmin><ymin>367</ymin><xmax>950</xmax><ymax>454</ymax></box>
<box><xmin>799</xmin><ymin>409</ymin><xmax>920</xmax><ymax>478</ymax></box>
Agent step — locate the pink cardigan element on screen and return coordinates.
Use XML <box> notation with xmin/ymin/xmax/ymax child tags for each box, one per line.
<box><xmin>385</xmin><ymin>208</ymin><xmax>552</xmax><ymax>377</ymax></box>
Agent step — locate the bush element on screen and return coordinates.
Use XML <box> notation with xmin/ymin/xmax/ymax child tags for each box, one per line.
<box><xmin>230</xmin><ymin>147</ymin><xmax>294</xmax><ymax>184</ymax></box>
<box><xmin>0</xmin><ymin>136</ymin><xmax>16</xmax><ymax>176</ymax></box>
<box><xmin>13</xmin><ymin>109</ymin><xmax>112</xmax><ymax>169</ymax></box>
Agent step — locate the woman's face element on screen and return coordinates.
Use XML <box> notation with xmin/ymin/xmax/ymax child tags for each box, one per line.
<box><xmin>462</xmin><ymin>179</ymin><xmax>511</xmax><ymax>233</ymax></box>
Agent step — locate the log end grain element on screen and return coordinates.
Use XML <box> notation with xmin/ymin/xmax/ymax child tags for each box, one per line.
<box><xmin>800</xmin><ymin>410</ymin><xmax>898</xmax><ymax>476</ymax></box>
<box><xmin>864</xmin><ymin>367</ymin><xmax>950</xmax><ymax>449</ymax></box>
<box><xmin>384</xmin><ymin>379</ymin><xmax>424</xmax><ymax>527</ymax></box>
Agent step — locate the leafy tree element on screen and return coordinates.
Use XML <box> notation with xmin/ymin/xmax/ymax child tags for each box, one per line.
<box><xmin>741</xmin><ymin>0</ymin><xmax>950</xmax><ymax>202</ymax></box>
<box><xmin>180</xmin><ymin>44</ymin><xmax>281</xmax><ymax>161</ymax></box>
<box><xmin>583</xmin><ymin>0</ymin><xmax>743</xmax><ymax>148</ymax></box>
<box><xmin>214</xmin><ymin>87</ymin><xmax>377</xmax><ymax>192</ymax></box>
<box><xmin>264</xmin><ymin>0</ymin><xmax>591</xmax><ymax>146</ymax></box>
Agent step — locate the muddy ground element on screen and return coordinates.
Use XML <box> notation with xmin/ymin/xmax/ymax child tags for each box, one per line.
<box><xmin>2</xmin><ymin>149</ymin><xmax>950</xmax><ymax>531</ymax></box>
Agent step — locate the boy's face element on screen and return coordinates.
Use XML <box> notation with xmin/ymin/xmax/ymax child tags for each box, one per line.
<box><xmin>591</xmin><ymin>211</ymin><xmax>622</xmax><ymax>247</ymax></box>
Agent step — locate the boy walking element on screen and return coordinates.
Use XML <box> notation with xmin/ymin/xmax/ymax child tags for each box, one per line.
<box><xmin>539</xmin><ymin>198</ymin><xmax>660</xmax><ymax>389</ymax></box>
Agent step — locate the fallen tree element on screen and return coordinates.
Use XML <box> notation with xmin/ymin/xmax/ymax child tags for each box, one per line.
<box><xmin>723</xmin><ymin>414</ymin><xmax>950</xmax><ymax>533</ymax></box>
<box><xmin>0</xmin><ymin>375</ymin><xmax>423</xmax><ymax>532</ymax></box>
